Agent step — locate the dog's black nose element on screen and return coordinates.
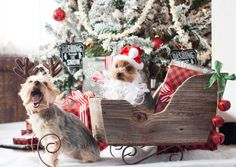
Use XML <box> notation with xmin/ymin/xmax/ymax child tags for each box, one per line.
<box><xmin>34</xmin><ymin>81</ymin><xmax>40</xmax><ymax>86</ymax></box>
<box><xmin>117</xmin><ymin>72</ymin><xmax>122</xmax><ymax>78</ymax></box>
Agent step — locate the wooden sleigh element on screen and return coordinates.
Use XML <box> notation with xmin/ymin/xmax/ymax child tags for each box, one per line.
<box><xmin>89</xmin><ymin>73</ymin><xmax>218</xmax><ymax>164</ymax></box>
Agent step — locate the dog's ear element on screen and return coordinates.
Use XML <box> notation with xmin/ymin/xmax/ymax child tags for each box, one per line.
<box><xmin>18</xmin><ymin>82</ymin><xmax>30</xmax><ymax>105</ymax></box>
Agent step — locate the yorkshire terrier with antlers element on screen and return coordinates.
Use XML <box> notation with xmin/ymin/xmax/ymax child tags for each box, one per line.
<box><xmin>15</xmin><ymin>57</ymin><xmax>100</xmax><ymax>166</ymax></box>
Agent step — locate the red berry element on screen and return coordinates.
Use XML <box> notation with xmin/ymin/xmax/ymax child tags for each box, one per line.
<box><xmin>212</xmin><ymin>116</ymin><xmax>224</xmax><ymax>127</ymax></box>
<box><xmin>53</xmin><ymin>8</ymin><xmax>66</xmax><ymax>21</ymax></box>
<box><xmin>152</xmin><ymin>37</ymin><xmax>164</xmax><ymax>49</ymax></box>
<box><xmin>218</xmin><ymin>100</ymin><xmax>231</xmax><ymax>112</ymax></box>
<box><xmin>211</xmin><ymin>133</ymin><xmax>225</xmax><ymax>145</ymax></box>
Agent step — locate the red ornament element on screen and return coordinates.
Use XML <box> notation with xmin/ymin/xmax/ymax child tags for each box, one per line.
<box><xmin>152</xmin><ymin>37</ymin><xmax>164</xmax><ymax>49</ymax></box>
<box><xmin>218</xmin><ymin>100</ymin><xmax>231</xmax><ymax>112</ymax></box>
<box><xmin>212</xmin><ymin>116</ymin><xmax>224</xmax><ymax>127</ymax></box>
<box><xmin>53</xmin><ymin>8</ymin><xmax>66</xmax><ymax>21</ymax></box>
<box><xmin>211</xmin><ymin>132</ymin><xmax>225</xmax><ymax>145</ymax></box>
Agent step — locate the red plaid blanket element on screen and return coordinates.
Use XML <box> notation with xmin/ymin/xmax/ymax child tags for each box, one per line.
<box><xmin>156</xmin><ymin>65</ymin><xmax>203</xmax><ymax>112</ymax></box>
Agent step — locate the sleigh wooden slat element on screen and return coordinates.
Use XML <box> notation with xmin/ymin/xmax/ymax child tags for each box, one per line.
<box><xmin>89</xmin><ymin>74</ymin><xmax>218</xmax><ymax>146</ymax></box>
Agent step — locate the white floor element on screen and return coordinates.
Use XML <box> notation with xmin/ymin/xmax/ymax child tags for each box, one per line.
<box><xmin>1</xmin><ymin>122</ymin><xmax>236</xmax><ymax>167</ymax></box>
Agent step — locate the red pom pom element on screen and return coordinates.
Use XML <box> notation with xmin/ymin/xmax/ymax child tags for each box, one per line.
<box><xmin>53</xmin><ymin>8</ymin><xmax>66</xmax><ymax>21</ymax></box>
<box><xmin>152</xmin><ymin>37</ymin><xmax>164</xmax><ymax>49</ymax></box>
<box><xmin>218</xmin><ymin>100</ymin><xmax>231</xmax><ymax>112</ymax></box>
<box><xmin>211</xmin><ymin>132</ymin><xmax>225</xmax><ymax>145</ymax></box>
<box><xmin>212</xmin><ymin>116</ymin><xmax>224</xmax><ymax>127</ymax></box>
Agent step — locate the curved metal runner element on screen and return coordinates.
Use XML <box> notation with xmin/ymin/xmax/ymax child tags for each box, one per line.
<box><xmin>110</xmin><ymin>145</ymin><xmax>184</xmax><ymax>165</ymax></box>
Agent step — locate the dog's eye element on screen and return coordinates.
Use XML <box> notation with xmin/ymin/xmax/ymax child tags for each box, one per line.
<box><xmin>43</xmin><ymin>82</ymin><xmax>48</xmax><ymax>86</ymax></box>
<box><xmin>115</xmin><ymin>64</ymin><xmax>118</xmax><ymax>68</ymax></box>
<box><xmin>126</xmin><ymin>66</ymin><xmax>133</xmax><ymax>72</ymax></box>
<box><xmin>29</xmin><ymin>81</ymin><xmax>32</xmax><ymax>83</ymax></box>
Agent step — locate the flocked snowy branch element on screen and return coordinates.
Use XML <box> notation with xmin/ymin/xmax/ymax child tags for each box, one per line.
<box><xmin>35</xmin><ymin>0</ymin><xmax>212</xmax><ymax>93</ymax></box>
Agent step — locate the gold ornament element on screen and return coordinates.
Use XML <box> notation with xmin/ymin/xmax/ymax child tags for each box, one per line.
<box><xmin>85</xmin><ymin>37</ymin><xmax>94</xmax><ymax>48</ymax></box>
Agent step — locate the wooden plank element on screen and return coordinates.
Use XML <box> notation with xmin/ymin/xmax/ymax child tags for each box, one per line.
<box><xmin>89</xmin><ymin>98</ymin><xmax>107</xmax><ymax>143</ymax></box>
<box><xmin>89</xmin><ymin>74</ymin><xmax>217</xmax><ymax>145</ymax></box>
<box><xmin>0</xmin><ymin>56</ymin><xmax>27</xmax><ymax>123</ymax></box>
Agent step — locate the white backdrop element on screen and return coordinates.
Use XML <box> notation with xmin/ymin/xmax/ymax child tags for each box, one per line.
<box><xmin>0</xmin><ymin>0</ymin><xmax>56</xmax><ymax>54</ymax></box>
<box><xmin>213</xmin><ymin>0</ymin><xmax>236</xmax><ymax>122</ymax></box>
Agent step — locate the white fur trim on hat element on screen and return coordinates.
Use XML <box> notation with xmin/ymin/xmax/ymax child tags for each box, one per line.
<box><xmin>113</xmin><ymin>55</ymin><xmax>144</xmax><ymax>70</ymax></box>
<box><xmin>128</xmin><ymin>48</ymin><xmax>139</xmax><ymax>59</ymax></box>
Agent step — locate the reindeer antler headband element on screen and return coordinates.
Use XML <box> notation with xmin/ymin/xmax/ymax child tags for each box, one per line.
<box><xmin>43</xmin><ymin>58</ymin><xmax>63</xmax><ymax>77</ymax></box>
<box><xmin>13</xmin><ymin>57</ymin><xmax>63</xmax><ymax>79</ymax></box>
<box><xmin>13</xmin><ymin>57</ymin><xmax>39</xmax><ymax>79</ymax></box>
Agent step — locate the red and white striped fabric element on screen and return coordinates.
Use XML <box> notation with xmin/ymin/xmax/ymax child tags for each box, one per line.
<box><xmin>68</xmin><ymin>90</ymin><xmax>95</xmax><ymax>128</ymax></box>
<box><xmin>105</xmin><ymin>56</ymin><xmax>113</xmax><ymax>70</ymax></box>
<box><xmin>159</xmin><ymin>83</ymin><xmax>175</xmax><ymax>103</ymax></box>
<box><xmin>93</xmin><ymin>56</ymin><xmax>113</xmax><ymax>87</ymax></box>
<box><xmin>92</xmin><ymin>71</ymin><xmax>104</xmax><ymax>86</ymax></box>
<box><xmin>68</xmin><ymin>91</ymin><xmax>95</xmax><ymax>104</ymax></box>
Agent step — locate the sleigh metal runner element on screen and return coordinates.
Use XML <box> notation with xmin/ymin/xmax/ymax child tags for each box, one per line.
<box><xmin>88</xmin><ymin>73</ymin><xmax>219</xmax><ymax>164</ymax></box>
<box><xmin>109</xmin><ymin>145</ymin><xmax>184</xmax><ymax>165</ymax></box>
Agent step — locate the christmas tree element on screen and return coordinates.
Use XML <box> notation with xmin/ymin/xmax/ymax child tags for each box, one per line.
<box><xmin>38</xmin><ymin>0</ymin><xmax>211</xmax><ymax>93</ymax></box>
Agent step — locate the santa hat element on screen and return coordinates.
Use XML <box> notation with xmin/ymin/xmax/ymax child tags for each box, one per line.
<box><xmin>113</xmin><ymin>45</ymin><xmax>144</xmax><ymax>70</ymax></box>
